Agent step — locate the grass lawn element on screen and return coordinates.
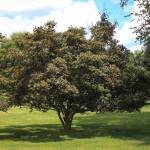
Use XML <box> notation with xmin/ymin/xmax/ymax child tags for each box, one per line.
<box><xmin>0</xmin><ymin>105</ymin><xmax>150</xmax><ymax>150</ymax></box>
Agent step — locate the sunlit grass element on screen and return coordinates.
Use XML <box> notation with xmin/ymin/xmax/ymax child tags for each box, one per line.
<box><xmin>0</xmin><ymin>105</ymin><xmax>150</xmax><ymax>150</ymax></box>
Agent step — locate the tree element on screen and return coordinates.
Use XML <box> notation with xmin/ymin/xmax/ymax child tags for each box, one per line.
<box><xmin>117</xmin><ymin>0</ymin><xmax>150</xmax><ymax>103</ymax></box>
<box><xmin>0</xmin><ymin>33</ymin><xmax>24</xmax><ymax>111</ymax></box>
<box><xmin>121</xmin><ymin>0</ymin><xmax>150</xmax><ymax>99</ymax></box>
<box><xmin>133</xmin><ymin>0</ymin><xmax>150</xmax><ymax>75</ymax></box>
<box><xmin>0</xmin><ymin>16</ymin><xmax>146</xmax><ymax>131</ymax></box>
<box><xmin>127</xmin><ymin>49</ymin><xmax>150</xmax><ymax>99</ymax></box>
<box><xmin>120</xmin><ymin>0</ymin><xmax>150</xmax><ymax>61</ymax></box>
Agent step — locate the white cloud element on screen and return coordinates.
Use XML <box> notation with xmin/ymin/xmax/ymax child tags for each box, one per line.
<box><xmin>114</xmin><ymin>1</ymin><xmax>143</xmax><ymax>52</ymax></box>
<box><xmin>115</xmin><ymin>21</ymin><xmax>136</xmax><ymax>45</ymax></box>
<box><xmin>0</xmin><ymin>0</ymin><xmax>72</xmax><ymax>12</ymax></box>
<box><xmin>53</xmin><ymin>1</ymin><xmax>100</xmax><ymax>31</ymax></box>
<box><xmin>124</xmin><ymin>5</ymin><xmax>134</xmax><ymax>13</ymax></box>
<box><xmin>111</xmin><ymin>0</ymin><xmax>120</xmax><ymax>3</ymax></box>
<box><xmin>129</xmin><ymin>44</ymin><xmax>143</xmax><ymax>52</ymax></box>
<box><xmin>0</xmin><ymin>0</ymin><xmax>100</xmax><ymax>36</ymax></box>
<box><xmin>0</xmin><ymin>16</ymin><xmax>33</xmax><ymax>35</ymax></box>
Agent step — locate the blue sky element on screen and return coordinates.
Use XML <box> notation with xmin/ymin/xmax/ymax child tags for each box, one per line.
<box><xmin>0</xmin><ymin>0</ymin><xmax>141</xmax><ymax>51</ymax></box>
<box><xmin>94</xmin><ymin>0</ymin><xmax>133</xmax><ymax>27</ymax></box>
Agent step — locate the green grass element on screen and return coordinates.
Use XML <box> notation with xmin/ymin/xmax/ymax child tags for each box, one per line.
<box><xmin>0</xmin><ymin>105</ymin><xmax>150</xmax><ymax>150</ymax></box>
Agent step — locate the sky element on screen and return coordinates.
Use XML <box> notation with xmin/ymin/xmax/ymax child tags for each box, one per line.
<box><xmin>0</xmin><ymin>0</ymin><xmax>142</xmax><ymax>52</ymax></box>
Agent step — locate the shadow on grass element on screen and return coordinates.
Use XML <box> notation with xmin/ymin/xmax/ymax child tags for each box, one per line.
<box><xmin>0</xmin><ymin>124</ymin><xmax>67</xmax><ymax>142</ymax></box>
<box><xmin>0</xmin><ymin>112</ymin><xmax>150</xmax><ymax>146</ymax></box>
<box><xmin>74</xmin><ymin>112</ymin><xmax>150</xmax><ymax>146</ymax></box>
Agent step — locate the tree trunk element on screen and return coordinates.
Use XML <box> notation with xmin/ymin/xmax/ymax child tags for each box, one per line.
<box><xmin>57</xmin><ymin>111</ymin><xmax>74</xmax><ymax>132</ymax></box>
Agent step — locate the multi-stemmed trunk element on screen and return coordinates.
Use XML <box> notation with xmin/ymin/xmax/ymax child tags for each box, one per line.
<box><xmin>57</xmin><ymin>111</ymin><xmax>74</xmax><ymax>132</ymax></box>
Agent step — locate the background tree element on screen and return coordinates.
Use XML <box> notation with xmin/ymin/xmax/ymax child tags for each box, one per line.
<box><xmin>134</xmin><ymin>0</ymin><xmax>150</xmax><ymax>86</ymax></box>
<box><xmin>0</xmin><ymin>33</ymin><xmax>25</xmax><ymax>111</ymax></box>
<box><xmin>131</xmin><ymin>0</ymin><xmax>150</xmax><ymax>73</ymax></box>
<box><xmin>120</xmin><ymin>0</ymin><xmax>150</xmax><ymax>100</ymax></box>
